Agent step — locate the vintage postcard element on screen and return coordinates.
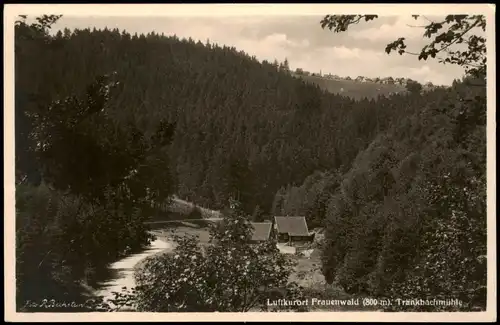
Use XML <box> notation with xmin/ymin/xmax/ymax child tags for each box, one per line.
<box><xmin>4</xmin><ymin>3</ymin><xmax>496</xmax><ymax>322</ymax></box>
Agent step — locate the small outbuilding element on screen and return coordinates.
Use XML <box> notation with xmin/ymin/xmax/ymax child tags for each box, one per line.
<box><xmin>249</xmin><ymin>222</ymin><xmax>273</xmax><ymax>243</ymax></box>
<box><xmin>273</xmin><ymin>216</ymin><xmax>315</xmax><ymax>245</ymax></box>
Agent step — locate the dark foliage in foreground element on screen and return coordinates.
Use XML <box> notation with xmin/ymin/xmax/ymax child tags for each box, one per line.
<box><xmin>15</xmin><ymin>16</ymin><xmax>174</xmax><ymax>310</ymax></box>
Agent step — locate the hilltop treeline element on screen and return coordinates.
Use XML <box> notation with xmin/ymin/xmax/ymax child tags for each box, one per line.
<box><xmin>18</xmin><ymin>24</ymin><xmax>453</xmax><ymax>216</ymax></box>
<box><xmin>15</xmin><ymin>16</ymin><xmax>486</xmax><ymax>311</ymax></box>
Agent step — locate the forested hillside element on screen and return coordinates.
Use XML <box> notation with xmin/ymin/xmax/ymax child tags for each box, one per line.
<box><xmin>15</xmin><ymin>14</ymin><xmax>487</xmax><ymax>312</ymax></box>
<box><xmin>275</xmin><ymin>78</ymin><xmax>486</xmax><ymax>310</ymax></box>
<box><xmin>16</xmin><ymin>24</ymin><xmax>432</xmax><ymax>216</ymax></box>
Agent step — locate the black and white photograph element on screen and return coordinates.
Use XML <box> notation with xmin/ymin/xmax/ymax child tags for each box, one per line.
<box><xmin>4</xmin><ymin>3</ymin><xmax>496</xmax><ymax>322</ymax></box>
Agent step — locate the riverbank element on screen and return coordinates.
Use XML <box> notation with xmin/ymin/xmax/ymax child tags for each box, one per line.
<box><xmin>93</xmin><ymin>238</ymin><xmax>173</xmax><ymax>308</ymax></box>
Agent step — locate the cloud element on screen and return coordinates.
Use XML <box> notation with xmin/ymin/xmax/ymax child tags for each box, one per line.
<box><xmin>405</xmin><ymin>65</ymin><xmax>461</xmax><ymax>85</ymax></box>
<box><xmin>409</xmin><ymin>65</ymin><xmax>432</xmax><ymax>76</ymax></box>
<box><xmin>349</xmin><ymin>16</ymin><xmax>428</xmax><ymax>42</ymax></box>
<box><xmin>330</xmin><ymin>46</ymin><xmax>362</xmax><ymax>59</ymax></box>
<box><xmin>318</xmin><ymin>46</ymin><xmax>386</xmax><ymax>61</ymax></box>
<box><xmin>262</xmin><ymin>33</ymin><xmax>309</xmax><ymax>49</ymax></box>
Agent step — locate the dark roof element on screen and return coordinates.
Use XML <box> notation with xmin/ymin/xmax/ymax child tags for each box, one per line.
<box><xmin>274</xmin><ymin>216</ymin><xmax>309</xmax><ymax>236</ymax></box>
<box><xmin>250</xmin><ymin>222</ymin><xmax>272</xmax><ymax>241</ymax></box>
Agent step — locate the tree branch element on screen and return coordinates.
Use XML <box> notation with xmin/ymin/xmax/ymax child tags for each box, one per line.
<box><xmin>422</xmin><ymin>15</ymin><xmax>435</xmax><ymax>24</ymax></box>
<box><xmin>351</xmin><ymin>16</ymin><xmax>365</xmax><ymax>24</ymax></box>
<box><xmin>436</xmin><ymin>19</ymin><xmax>481</xmax><ymax>54</ymax></box>
<box><xmin>406</xmin><ymin>24</ymin><xmax>427</xmax><ymax>28</ymax></box>
<box><xmin>37</xmin><ymin>249</ymin><xmax>53</xmax><ymax>268</ymax></box>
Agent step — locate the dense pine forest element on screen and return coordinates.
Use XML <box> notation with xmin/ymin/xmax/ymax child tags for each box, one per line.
<box><xmin>17</xmin><ymin>23</ymin><xmax>450</xmax><ymax>215</ymax></box>
<box><xmin>15</xmin><ymin>15</ymin><xmax>487</xmax><ymax>312</ymax></box>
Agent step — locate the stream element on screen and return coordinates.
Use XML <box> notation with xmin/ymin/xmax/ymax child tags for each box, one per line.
<box><xmin>94</xmin><ymin>238</ymin><xmax>172</xmax><ymax>307</ymax></box>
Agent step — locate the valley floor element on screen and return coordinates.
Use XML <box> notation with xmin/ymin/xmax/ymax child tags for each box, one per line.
<box><xmin>93</xmin><ymin>218</ymin><xmax>376</xmax><ymax>312</ymax></box>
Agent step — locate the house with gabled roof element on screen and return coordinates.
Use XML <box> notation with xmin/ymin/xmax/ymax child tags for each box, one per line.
<box><xmin>273</xmin><ymin>216</ymin><xmax>315</xmax><ymax>244</ymax></box>
<box><xmin>384</xmin><ymin>76</ymin><xmax>395</xmax><ymax>84</ymax></box>
<box><xmin>249</xmin><ymin>222</ymin><xmax>273</xmax><ymax>243</ymax></box>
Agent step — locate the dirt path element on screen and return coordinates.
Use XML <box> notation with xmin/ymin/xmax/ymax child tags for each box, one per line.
<box><xmin>94</xmin><ymin>238</ymin><xmax>173</xmax><ymax>304</ymax></box>
<box><xmin>144</xmin><ymin>217</ymin><xmax>222</xmax><ymax>225</ymax></box>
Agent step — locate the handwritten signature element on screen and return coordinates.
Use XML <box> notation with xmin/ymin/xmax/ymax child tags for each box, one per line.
<box><xmin>23</xmin><ymin>299</ymin><xmax>104</xmax><ymax>310</ymax></box>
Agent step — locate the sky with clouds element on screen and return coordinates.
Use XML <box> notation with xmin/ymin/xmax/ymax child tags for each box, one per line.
<box><xmin>51</xmin><ymin>15</ymin><xmax>471</xmax><ymax>86</ymax></box>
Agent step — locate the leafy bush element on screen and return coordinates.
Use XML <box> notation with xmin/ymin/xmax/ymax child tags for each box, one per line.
<box><xmin>129</xmin><ymin>208</ymin><xmax>305</xmax><ymax>312</ymax></box>
<box><xmin>15</xmin><ymin>183</ymin><xmax>157</xmax><ymax>311</ymax></box>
